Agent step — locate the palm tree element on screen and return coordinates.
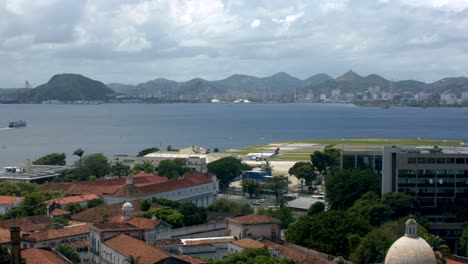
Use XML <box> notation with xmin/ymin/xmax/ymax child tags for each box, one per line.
<box><xmin>125</xmin><ymin>255</ymin><xmax>141</xmax><ymax>264</ymax></box>
<box><xmin>428</xmin><ymin>235</ymin><xmax>450</xmax><ymax>264</ymax></box>
<box><xmin>73</xmin><ymin>148</ymin><xmax>85</xmax><ymax>166</ymax></box>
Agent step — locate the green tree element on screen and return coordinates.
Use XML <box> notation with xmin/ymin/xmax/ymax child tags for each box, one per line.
<box><xmin>156</xmin><ymin>158</ymin><xmax>192</xmax><ymax>179</ymax></box>
<box><xmin>138</xmin><ymin>208</ymin><xmax>184</xmax><ymax>228</ymax></box>
<box><xmin>73</xmin><ymin>148</ymin><xmax>85</xmax><ymax>166</ymax></box>
<box><xmin>349</xmin><ymin>228</ymin><xmax>393</xmax><ymax>264</ymax></box>
<box><xmin>325</xmin><ymin>169</ymin><xmax>380</xmax><ymax>210</ymax></box>
<box><xmin>207</xmin><ymin>157</ymin><xmax>251</xmax><ymax>190</ymax></box>
<box><xmin>310</xmin><ymin>145</ymin><xmax>340</xmax><ymax>173</ymax></box>
<box><xmin>87</xmin><ymin>198</ymin><xmax>105</xmax><ymax>208</ymax></box>
<box><xmin>212</xmin><ymin>248</ymin><xmax>291</xmax><ymax>264</ymax></box>
<box><xmin>382</xmin><ymin>192</ymin><xmax>419</xmax><ymax>219</ymax></box>
<box><xmin>258</xmin><ymin>198</ymin><xmax>294</xmax><ymax>229</ymax></box>
<box><xmin>286</xmin><ymin>210</ymin><xmax>370</xmax><ymax>257</ymax></box>
<box><xmin>207</xmin><ymin>198</ymin><xmax>254</xmax><ymax>215</ymax></box>
<box><xmin>213</xmin><ymin>147</ymin><xmax>220</xmax><ymax>153</ymax></box>
<box><xmin>63</xmin><ymin>202</ymin><xmax>83</xmax><ymax>214</ymax></box>
<box><xmin>307</xmin><ymin>202</ymin><xmax>325</xmax><ymax>216</ymax></box>
<box><xmin>261</xmin><ymin>175</ymin><xmax>289</xmax><ymax>198</ymax></box>
<box><xmin>3</xmin><ymin>192</ymin><xmax>47</xmax><ymax>219</ymax></box>
<box><xmin>178</xmin><ymin>202</ymin><xmax>207</xmax><ymax>226</ymax></box>
<box><xmin>285</xmin><ymin>214</ymin><xmax>313</xmax><ymax>246</ymax></box>
<box><xmin>141</xmin><ymin>199</ymin><xmax>151</xmax><ymax>212</ymax></box>
<box><xmin>125</xmin><ymin>255</ymin><xmax>141</xmax><ymax>264</ymax></box>
<box><xmin>77</xmin><ymin>153</ymin><xmax>111</xmax><ymax>180</ymax></box>
<box><xmin>56</xmin><ymin>244</ymin><xmax>80</xmax><ymax>264</ymax></box>
<box><xmin>289</xmin><ymin>162</ymin><xmax>316</xmax><ymax>191</ymax></box>
<box><xmin>0</xmin><ymin>182</ymin><xmax>21</xmax><ymax>196</ymax></box>
<box><xmin>132</xmin><ymin>160</ymin><xmax>155</xmax><ymax>174</ymax></box>
<box><xmin>0</xmin><ymin>244</ymin><xmax>10</xmax><ymax>264</ymax></box>
<box><xmin>460</xmin><ymin>226</ymin><xmax>468</xmax><ymax>257</ymax></box>
<box><xmin>242</xmin><ymin>180</ymin><xmax>260</xmax><ymax>198</ymax></box>
<box><xmin>33</xmin><ymin>153</ymin><xmax>66</xmax><ymax>165</ymax></box>
<box><xmin>137</xmin><ymin>147</ymin><xmax>159</xmax><ymax>157</ymax></box>
<box><xmin>111</xmin><ymin>162</ymin><xmax>130</xmax><ymax>177</ymax></box>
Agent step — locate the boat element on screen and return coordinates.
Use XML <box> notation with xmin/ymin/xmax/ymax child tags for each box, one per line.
<box><xmin>8</xmin><ymin>120</ymin><xmax>26</xmax><ymax>128</ymax></box>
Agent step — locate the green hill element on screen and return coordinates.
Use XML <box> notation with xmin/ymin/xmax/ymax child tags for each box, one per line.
<box><xmin>26</xmin><ymin>74</ymin><xmax>115</xmax><ymax>102</ymax></box>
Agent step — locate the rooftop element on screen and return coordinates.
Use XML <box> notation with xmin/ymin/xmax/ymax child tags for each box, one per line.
<box><xmin>22</xmin><ymin>223</ymin><xmax>90</xmax><ymax>242</ymax></box>
<box><xmin>0</xmin><ymin>195</ymin><xmax>24</xmax><ymax>205</ymax></box>
<box><xmin>262</xmin><ymin>240</ymin><xmax>333</xmax><ymax>264</ymax></box>
<box><xmin>105</xmin><ymin>234</ymin><xmax>170</xmax><ymax>264</ymax></box>
<box><xmin>47</xmin><ymin>194</ymin><xmax>101</xmax><ymax>205</ymax></box>
<box><xmin>126</xmin><ymin>217</ymin><xmax>162</xmax><ymax>230</ymax></box>
<box><xmin>71</xmin><ymin>200</ymin><xmax>144</xmax><ymax>223</ymax></box>
<box><xmin>50</xmin><ymin>208</ymin><xmax>71</xmax><ymax>217</ymax></box>
<box><xmin>232</xmin><ymin>238</ymin><xmax>265</xmax><ymax>249</ymax></box>
<box><xmin>22</xmin><ymin>248</ymin><xmax>68</xmax><ymax>264</ymax></box>
<box><xmin>229</xmin><ymin>214</ymin><xmax>280</xmax><ymax>225</ymax></box>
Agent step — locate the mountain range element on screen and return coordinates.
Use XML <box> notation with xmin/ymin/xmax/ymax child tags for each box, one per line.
<box><xmin>1</xmin><ymin>71</ymin><xmax>467</xmax><ymax>103</ymax></box>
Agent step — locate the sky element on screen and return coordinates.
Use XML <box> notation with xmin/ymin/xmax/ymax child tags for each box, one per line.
<box><xmin>1</xmin><ymin>0</ymin><xmax>468</xmax><ymax>87</ymax></box>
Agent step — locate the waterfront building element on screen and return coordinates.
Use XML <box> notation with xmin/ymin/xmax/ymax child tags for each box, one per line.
<box><xmin>112</xmin><ymin>145</ymin><xmax>235</xmax><ymax>173</ymax></box>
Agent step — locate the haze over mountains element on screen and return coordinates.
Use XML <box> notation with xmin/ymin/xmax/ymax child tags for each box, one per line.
<box><xmin>0</xmin><ymin>71</ymin><xmax>467</xmax><ymax>103</ymax></box>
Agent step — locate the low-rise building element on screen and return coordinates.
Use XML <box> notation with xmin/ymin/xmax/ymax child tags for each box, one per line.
<box><xmin>21</xmin><ymin>223</ymin><xmax>90</xmax><ymax>249</ymax></box>
<box><xmin>0</xmin><ymin>196</ymin><xmax>24</xmax><ymax>214</ymax></box>
<box><xmin>227</xmin><ymin>214</ymin><xmax>281</xmax><ymax>241</ymax></box>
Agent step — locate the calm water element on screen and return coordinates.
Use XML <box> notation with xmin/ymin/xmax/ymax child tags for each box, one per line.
<box><xmin>0</xmin><ymin>103</ymin><xmax>467</xmax><ymax>167</ymax></box>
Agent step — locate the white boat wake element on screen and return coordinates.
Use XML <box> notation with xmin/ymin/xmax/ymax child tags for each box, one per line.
<box><xmin>0</xmin><ymin>127</ymin><xmax>14</xmax><ymax>131</ymax></box>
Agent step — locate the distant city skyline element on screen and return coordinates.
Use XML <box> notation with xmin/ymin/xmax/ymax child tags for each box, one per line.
<box><xmin>1</xmin><ymin>0</ymin><xmax>468</xmax><ymax>87</ymax></box>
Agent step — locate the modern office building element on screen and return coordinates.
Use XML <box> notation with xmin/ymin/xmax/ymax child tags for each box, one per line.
<box><xmin>340</xmin><ymin>150</ymin><xmax>383</xmax><ymax>174</ymax></box>
<box><xmin>382</xmin><ymin>146</ymin><xmax>468</xmax><ymax>212</ymax></box>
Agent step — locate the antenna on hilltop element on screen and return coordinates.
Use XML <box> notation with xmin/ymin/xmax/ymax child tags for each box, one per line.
<box><xmin>25</xmin><ymin>81</ymin><xmax>32</xmax><ymax>89</ymax></box>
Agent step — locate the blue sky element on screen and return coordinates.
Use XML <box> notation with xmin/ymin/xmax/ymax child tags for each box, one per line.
<box><xmin>1</xmin><ymin>0</ymin><xmax>468</xmax><ymax>87</ymax></box>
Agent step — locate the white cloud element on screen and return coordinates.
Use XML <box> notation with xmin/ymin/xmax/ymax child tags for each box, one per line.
<box><xmin>0</xmin><ymin>0</ymin><xmax>468</xmax><ymax>86</ymax></box>
<box><xmin>250</xmin><ymin>19</ymin><xmax>261</xmax><ymax>29</ymax></box>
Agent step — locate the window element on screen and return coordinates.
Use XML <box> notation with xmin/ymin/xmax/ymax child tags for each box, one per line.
<box><xmin>447</xmin><ymin>158</ymin><xmax>455</xmax><ymax>164</ymax></box>
<box><xmin>417</xmin><ymin>157</ymin><xmax>426</xmax><ymax>164</ymax></box>
<box><xmin>427</xmin><ymin>158</ymin><xmax>436</xmax><ymax>164</ymax></box>
<box><xmin>408</xmin><ymin>158</ymin><xmax>417</xmax><ymax>164</ymax></box>
<box><xmin>437</xmin><ymin>158</ymin><xmax>446</xmax><ymax>164</ymax></box>
<box><xmin>456</xmin><ymin>158</ymin><xmax>465</xmax><ymax>164</ymax></box>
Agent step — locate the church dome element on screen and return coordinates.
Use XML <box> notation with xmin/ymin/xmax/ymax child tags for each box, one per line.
<box><xmin>384</xmin><ymin>219</ymin><xmax>436</xmax><ymax>264</ymax></box>
<box><xmin>122</xmin><ymin>201</ymin><xmax>134</xmax><ymax>210</ymax></box>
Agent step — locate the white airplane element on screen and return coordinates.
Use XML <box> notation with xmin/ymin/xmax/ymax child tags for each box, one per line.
<box><xmin>245</xmin><ymin>148</ymin><xmax>280</xmax><ymax>160</ymax></box>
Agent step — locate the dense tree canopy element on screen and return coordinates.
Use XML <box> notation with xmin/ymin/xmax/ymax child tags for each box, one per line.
<box><xmin>288</xmin><ymin>162</ymin><xmax>316</xmax><ymax>190</ymax></box>
<box><xmin>210</xmin><ymin>248</ymin><xmax>291</xmax><ymax>264</ymax></box>
<box><xmin>156</xmin><ymin>158</ymin><xmax>192</xmax><ymax>179</ymax></box>
<box><xmin>207</xmin><ymin>157</ymin><xmax>251</xmax><ymax>190</ymax></box>
<box><xmin>150</xmin><ymin>198</ymin><xmax>207</xmax><ymax>226</ymax></box>
<box><xmin>307</xmin><ymin>202</ymin><xmax>325</xmax><ymax>216</ymax></box>
<box><xmin>207</xmin><ymin>198</ymin><xmax>254</xmax><ymax>215</ymax></box>
<box><xmin>286</xmin><ymin>210</ymin><xmax>371</xmax><ymax>257</ymax></box>
<box><xmin>138</xmin><ymin>208</ymin><xmax>184</xmax><ymax>228</ymax></box>
<box><xmin>242</xmin><ymin>180</ymin><xmax>260</xmax><ymax>198</ymax></box>
<box><xmin>310</xmin><ymin>145</ymin><xmax>340</xmax><ymax>173</ymax></box>
<box><xmin>78</xmin><ymin>153</ymin><xmax>111</xmax><ymax>180</ymax></box>
<box><xmin>56</xmin><ymin>244</ymin><xmax>80</xmax><ymax>264</ymax></box>
<box><xmin>33</xmin><ymin>153</ymin><xmax>66</xmax><ymax>165</ymax></box>
<box><xmin>261</xmin><ymin>175</ymin><xmax>289</xmax><ymax>198</ymax></box>
<box><xmin>132</xmin><ymin>160</ymin><xmax>155</xmax><ymax>174</ymax></box>
<box><xmin>325</xmin><ymin>169</ymin><xmax>380</xmax><ymax>210</ymax></box>
<box><xmin>111</xmin><ymin>162</ymin><xmax>130</xmax><ymax>177</ymax></box>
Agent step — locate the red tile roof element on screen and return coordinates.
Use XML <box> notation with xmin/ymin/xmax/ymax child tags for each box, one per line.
<box><xmin>262</xmin><ymin>240</ymin><xmax>333</xmax><ymax>264</ymax></box>
<box><xmin>47</xmin><ymin>194</ymin><xmax>101</xmax><ymax>205</ymax></box>
<box><xmin>229</xmin><ymin>214</ymin><xmax>281</xmax><ymax>225</ymax></box>
<box><xmin>232</xmin><ymin>238</ymin><xmax>265</xmax><ymax>249</ymax></box>
<box><xmin>126</xmin><ymin>217</ymin><xmax>161</xmax><ymax>230</ymax></box>
<box><xmin>0</xmin><ymin>215</ymin><xmax>50</xmax><ymax>232</ymax></box>
<box><xmin>104</xmin><ymin>234</ymin><xmax>170</xmax><ymax>264</ymax></box>
<box><xmin>41</xmin><ymin>173</ymin><xmax>211</xmax><ymax>198</ymax></box>
<box><xmin>173</xmin><ymin>255</ymin><xmax>208</xmax><ymax>264</ymax></box>
<box><xmin>50</xmin><ymin>208</ymin><xmax>71</xmax><ymax>216</ymax></box>
<box><xmin>22</xmin><ymin>223</ymin><xmax>90</xmax><ymax>242</ymax></box>
<box><xmin>22</xmin><ymin>248</ymin><xmax>68</xmax><ymax>264</ymax></box>
<box><xmin>0</xmin><ymin>195</ymin><xmax>24</xmax><ymax>205</ymax></box>
<box><xmin>92</xmin><ymin>222</ymin><xmax>141</xmax><ymax>231</ymax></box>
<box><xmin>71</xmin><ymin>200</ymin><xmax>143</xmax><ymax>223</ymax></box>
